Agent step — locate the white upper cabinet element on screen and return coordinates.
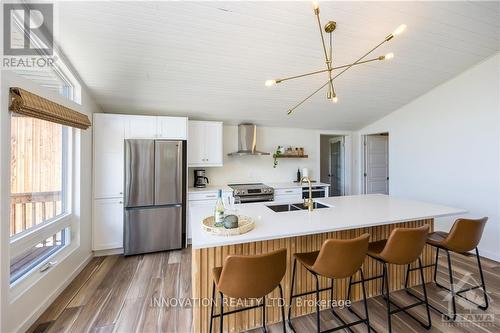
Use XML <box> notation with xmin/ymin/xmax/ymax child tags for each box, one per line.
<box><xmin>188</xmin><ymin>121</ymin><xmax>223</xmax><ymax>167</ymax></box>
<box><xmin>157</xmin><ymin>116</ymin><xmax>187</xmax><ymax>139</ymax></box>
<box><xmin>124</xmin><ymin>115</ymin><xmax>187</xmax><ymax>139</ymax></box>
<box><xmin>94</xmin><ymin>113</ymin><xmax>125</xmax><ymax>199</ymax></box>
<box><xmin>124</xmin><ymin>115</ymin><xmax>157</xmax><ymax>139</ymax></box>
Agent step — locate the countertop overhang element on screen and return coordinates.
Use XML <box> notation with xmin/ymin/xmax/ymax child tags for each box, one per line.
<box><xmin>190</xmin><ymin>194</ymin><xmax>466</xmax><ymax>249</ymax></box>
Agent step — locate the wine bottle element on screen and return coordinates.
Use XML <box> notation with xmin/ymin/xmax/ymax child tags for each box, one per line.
<box><xmin>214</xmin><ymin>189</ymin><xmax>225</xmax><ymax>227</ymax></box>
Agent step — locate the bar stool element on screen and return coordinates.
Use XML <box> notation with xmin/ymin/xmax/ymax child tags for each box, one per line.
<box><xmin>288</xmin><ymin>234</ymin><xmax>371</xmax><ymax>333</ymax></box>
<box><xmin>366</xmin><ymin>225</ymin><xmax>432</xmax><ymax>333</ymax></box>
<box><xmin>209</xmin><ymin>248</ymin><xmax>287</xmax><ymax>333</ymax></box>
<box><xmin>405</xmin><ymin>217</ymin><xmax>488</xmax><ymax>321</ymax></box>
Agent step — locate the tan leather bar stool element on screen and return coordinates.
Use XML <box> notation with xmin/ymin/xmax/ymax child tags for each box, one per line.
<box><xmin>405</xmin><ymin>217</ymin><xmax>488</xmax><ymax>321</ymax></box>
<box><xmin>366</xmin><ymin>225</ymin><xmax>431</xmax><ymax>333</ymax></box>
<box><xmin>209</xmin><ymin>248</ymin><xmax>287</xmax><ymax>333</ymax></box>
<box><xmin>287</xmin><ymin>234</ymin><xmax>371</xmax><ymax>333</ymax></box>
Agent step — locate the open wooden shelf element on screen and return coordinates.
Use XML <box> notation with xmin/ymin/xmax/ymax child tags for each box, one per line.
<box><xmin>275</xmin><ymin>155</ymin><xmax>308</xmax><ymax>158</ymax></box>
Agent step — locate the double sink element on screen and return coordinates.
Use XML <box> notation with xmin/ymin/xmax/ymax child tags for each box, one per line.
<box><xmin>266</xmin><ymin>202</ymin><xmax>330</xmax><ymax>213</ymax></box>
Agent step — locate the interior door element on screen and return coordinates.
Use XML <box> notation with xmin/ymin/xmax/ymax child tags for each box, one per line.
<box><xmin>155</xmin><ymin>140</ymin><xmax>183</xmax><ymax>205</ymax></box>
<box><xmin>364</xmin><ymin>135</ymin><xmax>389</xmax><ymax>194</ymax></box>
<box><xmin>329</xmin><ymin>138</ymin><xmax>344</xmax><ymax>196</ymax></box>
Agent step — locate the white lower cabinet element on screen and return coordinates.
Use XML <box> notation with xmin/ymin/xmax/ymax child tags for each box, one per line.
<box><xmin>187</xmin><ymin>191</ymin><xmax>232</xmax><ymax>241</ymax></box>
<box><xmin>93</xmin><ymin>198</ymin><xmax>124</xmax><ymax>250</ymax></box>
<box><xmin>273</xmin><ymin>188</ymin><xmax>302</xmax><ymax>202</ymax></box>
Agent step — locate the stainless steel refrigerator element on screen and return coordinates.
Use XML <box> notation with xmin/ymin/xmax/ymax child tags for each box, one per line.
<box><xmin>124</xmin><ymin>139</ymin><xmax>186</xmax><ymax>256</ymax></box>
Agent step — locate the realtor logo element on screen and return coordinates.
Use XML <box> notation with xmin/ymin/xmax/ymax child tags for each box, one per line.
<box><xmin>3</xmin><ymin>3</ymin><xmax>53</xmax><ymax>56</ymax></box>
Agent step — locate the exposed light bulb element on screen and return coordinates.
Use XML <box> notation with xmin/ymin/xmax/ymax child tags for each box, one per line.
<box><xmin>392</xmin><ymin>24</ymin><xmax>407</xmax><ymax>37</ymax></box>
<box><xmin>332</xmin><ymin>96</ymin><xmax>338</xmax><ymax>103</ymax></box>
<box><xmin>312</xmin><ymin>0</ymin><xmax>319</xmax><ymax>10</ymax></box>
<box><xmin>265</xmin><ymin>79</ymin><xmax>277</xmax><ymax>87</ymax></box>
<box><xmin>384</xmin><ymin>52</ymin><xmax>394</xmax><ymax>60</ymax></box>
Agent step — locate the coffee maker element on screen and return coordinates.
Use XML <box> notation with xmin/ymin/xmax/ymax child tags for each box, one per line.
<box><xmin>194</xmin><ymin>169</ymin><xmax>209</xmax><ymax>188</ymax></box>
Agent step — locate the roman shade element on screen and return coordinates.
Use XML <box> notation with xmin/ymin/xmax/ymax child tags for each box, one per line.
<box><xmin>9</xmin><ymin>87</ymin><xmax>91</xmax><ymax>129</ymax></box>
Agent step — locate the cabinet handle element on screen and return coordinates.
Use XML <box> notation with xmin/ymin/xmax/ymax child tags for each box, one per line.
<box><xmin>205</xmin><ymin>195</ymin><xmax>216</xmax><ymax>198</ymax></box>
<box><xmin>119</xmin><ymin>192</ymin><xmax>123</xmax><ymax>195</ymax></box>
<box><xmin>119</xmin><ymin>201</ymin><xmax>123</xmax><ymax>204</ymax></box>
<box><xmin>285</xmin><ymin>190</ymin><xmax>293</xmax><ymax>193</ymax></box>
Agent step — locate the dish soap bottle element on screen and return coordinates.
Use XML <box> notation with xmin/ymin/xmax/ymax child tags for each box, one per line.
<box><xmin>214</xmin><ymin>189</ymin><xmax>225</xmax><ymax>227</ymax></box>
<box><xmin>296</xmin><ymin>168</ymin><xmax>301</xmax><ymax>182</ymax></box>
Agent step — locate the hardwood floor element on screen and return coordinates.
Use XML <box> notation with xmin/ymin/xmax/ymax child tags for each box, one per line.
<box><xmin>29</xmin><ymin>248</ymin><xmax>499</xmax><ymax>333</ymax></box>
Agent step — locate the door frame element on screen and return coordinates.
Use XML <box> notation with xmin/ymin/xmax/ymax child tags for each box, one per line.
<box><xmin>362</xmin><ymin>132</ymin><xmax>389</xmax><ymax>194</ymax></box>
<box><xmin>316</xmin><ymin>131</ymin><xmax>352</xmax><ymax>196</ymax></box>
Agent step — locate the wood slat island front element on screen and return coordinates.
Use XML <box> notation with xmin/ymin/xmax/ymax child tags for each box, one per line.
<box><xmin>190</xmin><ymin>195</ymin><xmax>465</xmax><ymax>332</ymax></box>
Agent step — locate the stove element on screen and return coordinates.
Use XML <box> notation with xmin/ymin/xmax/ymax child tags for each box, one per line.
<box><xmin>228</xmin><ymin>183</ymin><xmax>274</xmax><ymax>203</ymax></box>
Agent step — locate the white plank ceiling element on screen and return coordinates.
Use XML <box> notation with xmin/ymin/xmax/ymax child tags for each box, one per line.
<box><xmin>57</xmin><ymin>1</ymin><xmax>500</xmax><ymax>130</ymax></box>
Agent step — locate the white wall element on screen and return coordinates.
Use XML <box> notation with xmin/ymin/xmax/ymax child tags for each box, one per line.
<box><xmin>189</xmin><ymin>125</ymin><xmax>353</xmax><ymax>192</ymax></box>
<box><xmin>0</xmin><ymin>71</ymin><xmax>101</xmax><ymax>332</ymax></box>
<box><xmin>355</xmin><ymin>53</ymin><xmax>500</xmax><ymax>260</ymax></box>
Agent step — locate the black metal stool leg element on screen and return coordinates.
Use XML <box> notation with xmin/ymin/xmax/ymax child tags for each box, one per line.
<box><xmin>278</xmin><ymin>284</ymin><xmax>286</xmax><ymax>333</ymax></box>
<box><xmin>287</xmin><ymin>258</ymin><xmax>297</xmax><ymax>331</ymax></box>
<box><xmin>315</xmin><ymin>274</ymin><xmax>321</xmax><ymax>333</ymax></box>
<box><xmin>383</xmin><ymin>263</ymin><xmax>392</xmax><ymax>333</ymax></box>
<box><xmin>209</xmin><ymin>282</ymin><xmax>215</xmax><ymax>333</ymax></box>
<box><xmin>418</xmin><ymin>257</ymin><xmax>432</xmax><ymax>329</ymax></box>
<box><xmin>446</xmin><ymin>250</ymin><xmax>457</xmax><ymax>320</ymax></box>
<box><xmin>476</xmin><ymin>248</ymin><xmax>489</xmax><ymax>310</ymax></box>
<box><xmin>219</xmin><ymin>292</ymin><xmax>224</xmax><ymax>333</ymax></box>
<box><xmin>360</xmin><ymin>268</ymin><xmax>371</xmax><ymax>333</ymax></box>
<box><xmin>262</xmin><ymin>296</ymin><xmax>267</xmax><ymax>333</ymax></box>
<box><xmin>433</xmin><ymin>247</ymin><xmax>440</xmax><ymax>284</ymax></box>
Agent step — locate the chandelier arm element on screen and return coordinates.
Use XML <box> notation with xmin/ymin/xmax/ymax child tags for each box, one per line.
<box><xmin>328</xmin><ymin>39</ymin><xmax>388</xmax><ymax>83</ymax></box>
<box><xmin>315</xmin><ymin>13</ymin><xmax>330</xmax><ymax>66</ymax></box>
<box><xmin>287</xmin><ymin>80</ymin><xmax>332</xmax><ymax>115</ymax></box>
<box><xmin>277</xmin><ymin>56</ymin><xmax>383</xmax><ymax>84</ymax></box>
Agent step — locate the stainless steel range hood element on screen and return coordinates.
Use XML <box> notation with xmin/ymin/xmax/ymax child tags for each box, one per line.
<box><xmin>228</xmin><ymin>124</ymin><xmax>270</xmax><ymax>156</ymax></box>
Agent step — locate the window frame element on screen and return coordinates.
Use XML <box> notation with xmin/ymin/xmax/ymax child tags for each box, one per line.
<box><xmin>9</xmin><ymin>120</ymin><xmax>74</xmax><ymax>286</ymax></box>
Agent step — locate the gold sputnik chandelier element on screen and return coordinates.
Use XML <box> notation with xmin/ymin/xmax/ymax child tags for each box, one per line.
<box><xmin>265</xmin><ymin>0</ymin><xmax>406</xmax><ymax>115</ymax></box>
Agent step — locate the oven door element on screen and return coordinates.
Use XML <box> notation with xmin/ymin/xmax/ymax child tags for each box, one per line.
<box><xmin>235</xmin><ymin>194</ymin><xmax>274</xmax><ymax>203</ymax></box>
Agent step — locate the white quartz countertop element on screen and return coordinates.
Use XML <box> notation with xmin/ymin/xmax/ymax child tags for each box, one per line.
<box><xmin>190</xmin><ymin>194</ymin><xmax>466</xmax><ymax>249</ymax></box>
<box><xmin>267</xmin><ymin>182</ymin><xmax>330</xmax><ymax>189</ymax></box>
<box><xmin>188</xmin><ymin>185</ymin><xmax>233</xmax><ymax>193</ymax></box>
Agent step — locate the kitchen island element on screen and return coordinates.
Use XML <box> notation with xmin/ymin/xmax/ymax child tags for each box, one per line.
<box><xmin>191</xmin><ymin>194</ymin><xmax>465</xmax><ymax>333</ymax></box>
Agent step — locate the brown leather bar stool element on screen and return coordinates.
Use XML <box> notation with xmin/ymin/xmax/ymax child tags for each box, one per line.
<box><xmin>366</xmin><ymin>225</ymin><xmax>432</xmax><ymax>333</ymax></box>
<box><xmin>405</xmin><ymin>217</ymin><xmax>488</xmax><ymax>321</ymax></box>
<box><xmin>288</xmin><ymin>234</ymin><xmax>371</xmax><ymax>333</ymax></box>
<box><xmin>209</xmin><ymin>248</ymin><xmax>287</xmax><ymax>333</ymax></box>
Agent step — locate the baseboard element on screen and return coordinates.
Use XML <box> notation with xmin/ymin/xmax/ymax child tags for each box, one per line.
<box><xmin>478</xmin><ymin>247</ymin><xmax>500</xmax><ymax>262</ymax></box>
<box><xmin>93</xmin><ymin>248</ymin><xmax>123</xmax><ymax>257</ymax></box>
<box><xmin>16</xmin><ymin>253</ymin><xmax>93</xmax><ymax>333</ymax></box>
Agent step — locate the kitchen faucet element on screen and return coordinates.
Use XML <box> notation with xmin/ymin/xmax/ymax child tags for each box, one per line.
<box><xmin>300</xmin><ymin>176</ymin><xmax>314</xmax><ymax>212</ymax></box>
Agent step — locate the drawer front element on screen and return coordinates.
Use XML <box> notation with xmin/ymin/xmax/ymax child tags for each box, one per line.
<box><xmin>274</xmin><ymin>188</ymin><xmax>302</xmax><ymax>196</ymax></box>
<box><xmin>188</xmin><ymin>191</ymin><xmax>232</xmax><ymax>201</ymax></box>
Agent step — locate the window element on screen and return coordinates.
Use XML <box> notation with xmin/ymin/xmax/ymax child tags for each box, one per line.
<box><xmin>9</xmin><ymin>115</ymin><xmax>71</xmax><ymax>283</ymax></box>
<box><xmin>10</xmin><ymin>229</ymin><xmax>69</xmax><ymax>284</ymax></box>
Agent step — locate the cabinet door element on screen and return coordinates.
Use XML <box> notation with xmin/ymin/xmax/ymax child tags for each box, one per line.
<box><xmin>274</xmin><ymin>194</ymin><xmax>302</xmax><ymax>203</ymax></box>
<box><xmin>157</xmin><ymin>116</ymin><xmax>187</xmax><ymax>139</ymax></box>
<box><xmin>187</xmin><ymin>199</ymin><xmax>215</xmax><ymax>240</ymax></box>
<box><xmin>94</xmin><ymin>114</ymin><xmax>125</xmax><ymax>198</ymax></box>
<box><xmin>204</xmin><ymin>122</ymin><xmax>223</xmax><ymax>166</ymax></box>
<box><xmin>188</xmin><ymin>121</ymin><xmax>206</xmax><ymax>166</ymax></box>
<box><xmin>93</xmin><ymin>198</ymin><xmax>124</xmax><ymax>250</ymax></box>
<box><xmin>124</xmin><ymin>115</ymin><xmax>157</xmax><ymax>139</ymax></box>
